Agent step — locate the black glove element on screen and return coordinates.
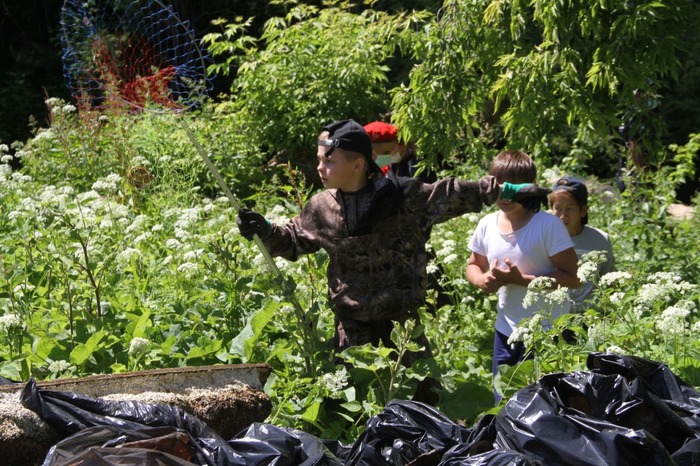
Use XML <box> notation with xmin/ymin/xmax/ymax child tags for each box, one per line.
<box><xmin>501</xmin><ymin>182</ymin><xmax>551</xmax><ymax>203</ymax></box>
<box><xmin>236</xmin><ymin>208</ymin><xmax>271</xmax><ymax>241</ymax></box>
<box><xmin>479</xmin><ymin>176</ymin><xmax>500</xmax><ymax>206</ymax></box>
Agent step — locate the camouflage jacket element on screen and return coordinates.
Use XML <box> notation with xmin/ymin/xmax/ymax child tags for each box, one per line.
<box><xmin>263</xmin><ymin>174</ymin><xmax>496</xmax><ymax>321</ymax></box>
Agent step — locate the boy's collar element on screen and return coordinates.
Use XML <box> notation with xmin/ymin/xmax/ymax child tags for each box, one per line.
<box><xmin>338</xmin><ymin>179</ymin><xmax>374</xmax><ymax>195</ymax></box>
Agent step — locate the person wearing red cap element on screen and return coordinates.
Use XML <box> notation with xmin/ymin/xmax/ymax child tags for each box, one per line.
<box><xmin>363</xmin><ymin>121</ymin><xmax>436</xmax><ymax>182</ymax></box>
<box><xmin>364</xmin><ymin>120</ymin><xmax>449</xmax><ymax>311</ymax></box>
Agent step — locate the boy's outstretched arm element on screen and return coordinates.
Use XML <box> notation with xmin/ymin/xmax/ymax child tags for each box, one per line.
<box><xmin>478</xmin><ymin>176</ymin><xmax>500</xmax><ymax>206</ymax></box>
<box><xmin>499</xmin><ymin>182</ymin><xmax>551</xmax><ymax>203</ymax></box>
<box><xmin>466</xmin><ymin>251</ymin><xmax>504</xmax><ymax>293</ymax></box>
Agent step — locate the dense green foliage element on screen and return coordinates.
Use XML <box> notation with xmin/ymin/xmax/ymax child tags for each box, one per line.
<box><xmin>203</xmin><ymin>4</ymin><xmax>432</xmax><ymax>164</ymax></box>
<box><xmin>0</xmin><ymin>0</ymin><xmax>699</xmax><ymax>445</ymax></box>
<box><xmin>392</xmin><ymin>0</ymin><xmax>698</xmax><ymax>166</ymax></box>
<box><xmin>201</xmin><ymin>0</ymin><xmax>700</xmax><ymax>182</ymax></box>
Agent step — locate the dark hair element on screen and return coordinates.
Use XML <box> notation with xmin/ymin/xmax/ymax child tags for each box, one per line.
<box><xmin>550</xmin><ymin>177</ymin><xmax>589</xmax><ymax>224</ymax></box>
<box><xmin>488</xmin><ymin>150</ymin><xmax>537</xmax><ymax>184</ymax></box>
<box><xmin>490</xmin><ymin>151</ymin><xmax>542</xmax><ymax>212</ymax></box>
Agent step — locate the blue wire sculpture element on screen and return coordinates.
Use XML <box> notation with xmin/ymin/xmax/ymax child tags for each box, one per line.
<box><xmin>60</xmin><ymin>0</ymin><xmax>212</xmax><ymax>111</ymax></box>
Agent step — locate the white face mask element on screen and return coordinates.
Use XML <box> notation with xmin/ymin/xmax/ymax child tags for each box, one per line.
<box><xmin>375</xmin><ymin>155</ymin><xmax>392</xmax><ymax>168</ymax></box>
<box><xmin>390</xmin><ymin>153</ymin><xmax>403</xmax><ymax>164</ymax></box>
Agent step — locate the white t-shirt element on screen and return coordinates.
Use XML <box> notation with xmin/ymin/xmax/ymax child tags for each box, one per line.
<box><xmin>570</xmin><ymin>225</ymin><xmax>615</xmax><ymax>312</ymax></box>
<box><xmin>468</xmin><ymin>211</ymin><xmax>574</xmax><ymax>335</ymax></box>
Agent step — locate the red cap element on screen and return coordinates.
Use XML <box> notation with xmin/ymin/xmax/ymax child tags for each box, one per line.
<box><xmin>363</xmin><ymin>121</ymin><xmax>398</xmax><ymax>143</ymax></box>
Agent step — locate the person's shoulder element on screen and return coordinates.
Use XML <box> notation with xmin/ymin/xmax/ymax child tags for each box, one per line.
<box><xmin>304</xmin><ymin>188</ymin><xmax>338</xmax><ymax>210</ymax></box>
<box><xmin>393</xmin><ymin>174</ymin><xmax>421</xmax><ymax>187</ymax></box>
<box><xmin>310</xmin><ymin>188</ymin><xmax>336</xmax><ymax>201</ymax></box>
<box><xmin>385</xmin><ymin>173</ymin><xmax>424</xmax><ymax>197</ymax></box>
<box><xmin>581</xmin><ymin>225</ymin><xmax>612</xmax><ymax>244</ymax></box>
<box><xmin>534</xmin><ymin>210</ymin><xmax>563</xmax><ymax>225</ymax></box>
<box><xmin>534</xmin><ymin>211</ymin><xmax>571</xmax><ymax>238</ymax></box>
<box><xmin>475</xmin><ymin>210</ymin><xmax>498</xmax><ymax>227</ymax></box>
<box><xmin>582</xmin><ymin>225</ymin><xmax>610</xmax><ymax>239</ymax></box>
<box><xmin>470</xmin><ymin>211</ymin><xmax>495</xmax><ymax>241</ymax></box>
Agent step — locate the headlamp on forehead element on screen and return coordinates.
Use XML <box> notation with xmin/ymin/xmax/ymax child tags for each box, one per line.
<box><xmin>318</xmin><ymin>138</ymin><xmax>340</xmax><ymax>157</ymax></box>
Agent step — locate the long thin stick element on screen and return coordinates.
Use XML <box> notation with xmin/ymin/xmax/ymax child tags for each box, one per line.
<box><xmin>180</xmin><ymin>122</ymin><xmax>314</xmax><ymax>373</ymax></box>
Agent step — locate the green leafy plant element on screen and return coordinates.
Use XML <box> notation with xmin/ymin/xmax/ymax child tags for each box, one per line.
<box><xmin>203</xmin><ymin>4</ymin><xmax>431</xmax><ymax>165</ymax></box>
<box><xmin>392</xmin><ymin>0</ymin><xmax>698</xmax><ymax>166</ymax></box>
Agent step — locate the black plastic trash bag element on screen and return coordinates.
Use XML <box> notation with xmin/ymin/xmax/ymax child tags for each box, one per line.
<box><xmin>21</xmin><ymin>378</ymin><xmax>342</xmax><ymax>466</ymax></box>
<box><xmin>231</xmin><ymin>423</ymin><xmax>342</xmax><ymax>466</ymax></box>
<box><xmin>43</xmin><ymin>425</ymin><xmax>201</xmax><ymax>466</ymax></box>
<box><xmin>587</xmin><ymin>352</ymin><xmax>700</xmax><ymax>466</ymax></box>
<box><xmin>441</xmin><ymin>448</ymin><xmax>542</xmax><ymax>466</ymax></box>
<box><xmin>21</xmin><ymin>378</ymin><xmax>247</xmax><ymax>466</ymax></box>
<box><xmin>41</xmin><ymin>422</ymin><xmax>342</xmax><ymax>466</ymax></box>
<box><xmin>494</xmin><ymin>370</ymin><xmax>676</xmax><ymax>465</ymax></box>
<box><xmin>587</xmin><ymin>352</ymin><xmax>700</xmax><ymax>435</ymax></box>
<box><xmin>671</xmin><ymin>438</ymin><xmax>700</xmax><ymax>466</ymax></box>
<box><xmin>20</xmin><ymin>353</ymin><xmax>700</xmax><ymax>466</ymax></box>
<box><xmin>335</xmin><ymin>399</ymin><xmax>470</xmax><ymax>466</ymax></box>
<box><xmin>332</xmin><ymin>399</ymin><xmax>499</xmax><ymax>466</ymax></box>
<box><xmin>489</xmin><ymin>352</ymin><xmax>700</xmax><ymax>466</ymax></box>
<box><xmin>344</xmin><ymin>354</ymin><xmax>700</xmax><ymax>466</ymax></box>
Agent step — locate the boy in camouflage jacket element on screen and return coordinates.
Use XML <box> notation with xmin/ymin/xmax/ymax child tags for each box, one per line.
<box><xmin>237</xmin><ymin>119</ymin><xmax>499</xmax><ymax>403</ymax></box>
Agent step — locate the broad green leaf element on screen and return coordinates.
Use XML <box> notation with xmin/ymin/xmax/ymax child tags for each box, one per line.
<box><xmin>0</xmin><ymin>360</ymin><xmax>26</xmax><ymax>381</ymax></box>
<box><xmin>243</xmin><ymin>301</ymin><xmax>279</xmax><ymax>359</ymax></box>
<box><xmin>301</xmin><ymin>400</ymin><xmax>321</xmax><ymax>423</ymax></box>
<box><xmin>187</xmin><ymin>340</ymin><xmax>222</xmax><ymax>360</ymax></box>
<box><xmin>69</xmin><ymin>330</ymin><xmax>107</xmax><ymax>366</ymax></box>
